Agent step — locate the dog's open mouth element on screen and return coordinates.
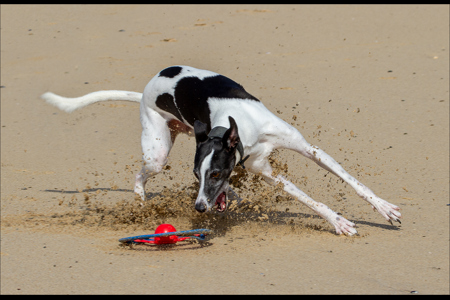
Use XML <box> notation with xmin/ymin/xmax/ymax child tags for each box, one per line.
<box><xmin>215</xmin><ymin>192</ymin><xmax>227</xmax><ymax>212</ymax></box>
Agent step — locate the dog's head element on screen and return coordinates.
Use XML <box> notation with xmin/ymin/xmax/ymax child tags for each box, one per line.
<box><xmin>193</xmin><ymin>116</ymin><xmax>240</xmax><ymax>213</ymax></box>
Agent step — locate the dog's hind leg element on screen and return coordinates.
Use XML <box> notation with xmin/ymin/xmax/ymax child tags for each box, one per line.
<box><xmin>134</xmin><ymin>107</ymin><xmax>175</xmax><ymax>201</ymax></box>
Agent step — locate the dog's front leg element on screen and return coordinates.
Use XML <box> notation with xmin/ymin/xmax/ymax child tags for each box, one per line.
<box><xmin>276</xmin><ymin>125</ymin><xmax>401</xmax><ymax>225</ymax></box>
<box><xmin>295</xmin><ymin>142</ymin><xmax>402</xmax><ymax>225</ymax></box>
<box><xmin>275</xmin><ymin>174</ymin><xmax>358</xmax><ymax>235</ymax></box>
<box><xmin>247</xmin><ymin>157</ymin><xmax>358</xmax><ymax>235</ymax></box>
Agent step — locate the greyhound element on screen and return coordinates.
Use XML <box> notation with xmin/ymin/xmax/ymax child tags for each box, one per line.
<box><xmin>42</xmin><ymin>65</ymin><xmax>401</xmax><ymax>235</ymax></box>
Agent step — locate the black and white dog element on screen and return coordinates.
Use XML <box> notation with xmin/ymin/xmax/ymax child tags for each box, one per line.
<box><xmin>42</xmin><ymin>65</ymin><xmax>401</xmax><ymax>235</ymax></box>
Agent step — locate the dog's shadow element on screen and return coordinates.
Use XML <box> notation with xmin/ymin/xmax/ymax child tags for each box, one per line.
<box><xmin>197</xmin><ymin>210</ymin><xmax>400</xmax><ymax>238</ymax></box>
<box><xmin>44</xmin><ymin>187</ymin><xmax>135</xmax><ymax>194</ymax></box>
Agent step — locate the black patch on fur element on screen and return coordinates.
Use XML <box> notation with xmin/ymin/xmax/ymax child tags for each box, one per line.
<box><xmin>174</xmin><ymin>75</ymin><xmax>259</xmax><ymax>130</ymax></box>
<box><xmin>155</xmin><ymin>93</ymin><xmax>183</xmax><ymax>121</ymax></box>
<box><xmin>159</xmin><ymin>66</ymin><xmax>182</xmax><ymax>78</ymax></box>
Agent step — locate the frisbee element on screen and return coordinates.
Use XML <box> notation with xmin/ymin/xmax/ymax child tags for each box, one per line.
<box><xmin>119</xmin><ymin>223</ymin><xmax>212</xmax><ymax>245</ymax></box>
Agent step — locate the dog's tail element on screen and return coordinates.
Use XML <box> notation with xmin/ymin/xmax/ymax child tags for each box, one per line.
<box><xmin>41</xmin><ymin>90</ymin><xmax>143</xmax><ymax>113</ymax></box>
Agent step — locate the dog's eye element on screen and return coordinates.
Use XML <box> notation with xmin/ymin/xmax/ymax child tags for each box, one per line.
<box><xmin>210</xmin><ymin>171</ymin><xmax>220</xmax><ymax>178</ymax></box>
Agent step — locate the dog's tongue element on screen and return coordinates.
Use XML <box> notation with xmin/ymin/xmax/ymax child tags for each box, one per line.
<box><xmin>215</xmin><ymin>192</ymin><xmax>227</xmax><ymax>212</ymax></box>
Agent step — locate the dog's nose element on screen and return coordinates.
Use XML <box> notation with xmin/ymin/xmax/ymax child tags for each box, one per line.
<box><xmin>195</xmin><ymin>202</ymin><xmax>207</xmax><ymax>213</ymax></box>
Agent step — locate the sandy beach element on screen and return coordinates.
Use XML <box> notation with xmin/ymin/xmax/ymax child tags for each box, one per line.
<box><xmin>1</xmin><ymin>4</ymin><xmax>448</xmax><ymax>294</ymax></box>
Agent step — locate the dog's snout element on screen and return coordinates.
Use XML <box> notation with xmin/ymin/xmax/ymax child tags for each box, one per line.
<box><xmin>195</xmin><ymin>202</ymin><xmax>207</xmax><ymax>213</ymax></box>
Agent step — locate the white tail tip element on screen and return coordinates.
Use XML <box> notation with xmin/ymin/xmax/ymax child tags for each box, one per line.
<box><xmin>41</xmin><ymin>92</ymin><xmax>80</xmax><ymax>113</ymax></box>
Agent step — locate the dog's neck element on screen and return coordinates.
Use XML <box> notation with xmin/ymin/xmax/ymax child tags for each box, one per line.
<box><xmin>207</xmin><ymin>126</ymin><xmax>249</xmax><ymax>169</ymax></box>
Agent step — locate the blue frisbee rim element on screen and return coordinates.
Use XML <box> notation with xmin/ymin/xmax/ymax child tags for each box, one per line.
<box><xmin>119</xmin><ymin>229</ymin><xmax>212</xmax><ymax>244</ymax></box>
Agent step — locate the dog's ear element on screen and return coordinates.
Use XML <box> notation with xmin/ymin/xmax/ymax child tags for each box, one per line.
<box><xmin>194</xmin><ymin>120</ymin><xmax>208</xmax><ymax>144</ymax></box>
<box><xmin>223</xmin><ymin>116</ymin><xmax>240</xmax><ymax>151</ymax></box>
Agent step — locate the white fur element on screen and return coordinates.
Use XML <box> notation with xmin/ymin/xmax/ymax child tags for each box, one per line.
<box><xmin>41</xmin><ymin>90</ymin><xmax>142</xmax><ymax>113</ymax></box>
<box><xmin>43</xmin><ymin>66</ymin><xmax>402</xmax><ymax>235</ymax></box>
<box><xmin>195</xmin><ymin>150</ymin><xmax>215</xmax><ymax>210</ymax></box>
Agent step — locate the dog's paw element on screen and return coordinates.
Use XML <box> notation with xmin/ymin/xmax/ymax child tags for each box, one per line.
<box><xmin>316</xmin><ymin>204</ymin><xmax>357</xmax><ymax>236</ymax></box>
<box><xmin>332</xmin><ymin>216</ymin><xmax>358</xmax><ymax>236</ymax></box>
<box><xmin>371</xmin><ymin>198</ymin><xmax>402</xmax><ymax>225</ymax></box>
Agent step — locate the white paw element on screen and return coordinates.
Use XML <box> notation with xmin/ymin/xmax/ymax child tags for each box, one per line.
<box><xmin>332</xmin><ymin>215</ymin><xmax>358</xmax><ymax>236</ymax></box>
<box><xmin>315</xmin><ymin>204</ymin><xmax>358</xmax><ymax>236</ymax></box>
<box><xmin>371</xmin><ymin>197</ymin><xmax>402</xmax><ymax>225</ymax></box>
